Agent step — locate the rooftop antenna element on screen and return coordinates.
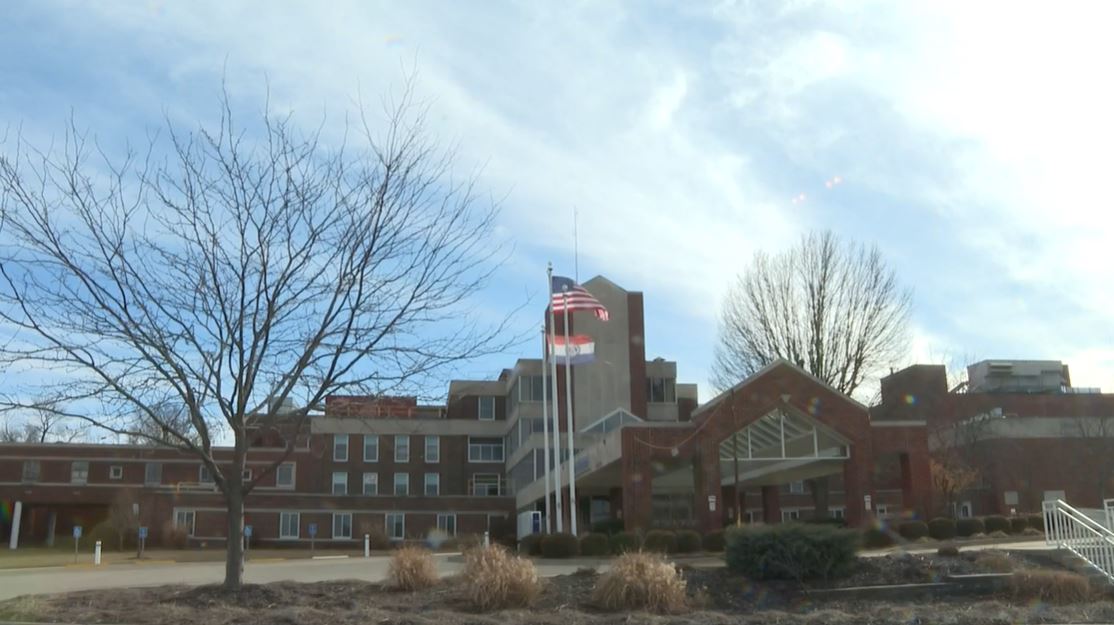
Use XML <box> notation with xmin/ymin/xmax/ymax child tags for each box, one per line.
<box><xmin>573</xmin><ymin>205</ymin><xmax>579</xmax><ymax>282</ymax></box>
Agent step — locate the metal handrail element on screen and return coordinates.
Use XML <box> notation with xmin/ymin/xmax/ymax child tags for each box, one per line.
<box><xmin>1044</xmin><ymin>499</ymin><xmax>1114</xmax><ymax>583</ymax></box>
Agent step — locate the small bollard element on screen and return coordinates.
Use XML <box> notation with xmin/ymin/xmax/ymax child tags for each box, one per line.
<box><xmin>483</xmin><ymin>531</ymin><xmax>490</xmax><ymax>548</ymax></box>
<box><xmin>94</xmin><ymin>540</ymin><xmax>102</xmax><ymax>566</ymax></box>
<box><xmin>364</xmin><ymin>534</ymin><xmax>370</xmax><ymax>558</ymax></box>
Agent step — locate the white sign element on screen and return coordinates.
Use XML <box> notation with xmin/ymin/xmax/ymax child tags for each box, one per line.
<box><xmin>864</xmin><ymin>495</ymin><xmax>872</xmax><ymax>511</ymax></box>
<box><xmin>708</xmin><ymin>495</ymin><xmax>717</xmax><ymax>512</ymax></box>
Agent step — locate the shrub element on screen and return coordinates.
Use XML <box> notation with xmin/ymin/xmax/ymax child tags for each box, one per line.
<box><xmin>592</xmin><ymin>552</ymin><xmax>687</xmax><ymax>613</ymax></box>
<box><xmin>804</xmin><ymin>516</ymin><xmax>848</xmax><ymax>528</ymax></box>
<box><xmin>160</xmin><ymin>522</ymin><xmax>188</xmax><ymax>549</ymax></box>
<box><xmin>461</xmin><ymin>545</ymin><xmax>540</xmax><ymax>611</ymax></box>
<box><xmin>1010</xmin><ymin>569</ymin><xmax>1090</xmax><ymax>604</ymax></box>
<box><xmin>898</xmin><ymin>521</ymin><xmax>929</xmax><ymax>540</ymax></box>
<box><xmin>1009</xmin><ymin>517</ymin><xmax>1028</xmax><ymax>534</ymax></box>
<box><xmin>862</xmin><ymin>526</ymin><xmax>895</xmax><ymax>549</ymax></box>
<box><xmin>988</xmin><ymin>530</ymin><xmax>1009</xmax><ymax>538</ymax></box>
<box><xmin>937</xmin><ymin>544</ymin><xmax>960</xmax><ymax>557</ymax></box>
<box><xmin>609</xmin><ymin>531</ymin><xmax>641</xmax><ymax>554</ymax></box>
<box><xmin>540</xmin><ymin>533</ymin><xmax>579</xmax><ymax>558</ymax></box>
<box><xmin>518</xmin><ymin>534</ymin><xmax>543</xmax><ymax>556</ymax></box>
<box><xmin>675</xmin><ymin>530</ymin><xmax>702</xmax><ymax>554</ymax></box>
<box><xmin>927</xmin><ymin>518</ymin><xmax>957</xmax><ymax>540</ymax></box>
<box><xmin>956</xmin><ymin>518</ymin><xmax>985</xmax><ymax>537</ymax></box>
<box><xmin>643</xmin><ymin>530</ymin><xmax>678</xmax><ymax>554</ymax></box>
<box><xmin>973</xmin><ymin>551</ymin><xmax>1013</xmax><ymax>573</ymax></box>
<box><xmin>1026</xmin><ymin>514</ymin><xmax>1045</xmax><ymax>532</ymax></box>
<box><xmin>579</xmin><ymin>533</ymin><xmax>610</xmax><ymax>556</ymax></box>
<box><xmin>702</xmin><ymin>530</ymin><xmax>726</xmax><ymax>553</ymax></box>
<box><xmin>387</xmin><ymin>546</ymin><xmax>438</xmax><ymax>591</ymax></box>
<box><xmin>591</xmin><ymin>519</ymin><xmax>625</xmax><ymax>535</ymax></box>
<box><xmin>983</xmin><ymin>516</ymin><xmax>1010</xmax><ymax>534</ymax></box>
<box><xmin>1022</xmin><ymin>527</ymin><xmax>1043</xmax><ymax>536</ymax></box>
<box><xmin>363</xmin><ymin>528</ymin><xmax>391</xmax><ymax>551</ymax></box>
<box><xmin>725</xmin><ymin>524</ymin><xmax>858</xmax><ymax>581</ymax></box>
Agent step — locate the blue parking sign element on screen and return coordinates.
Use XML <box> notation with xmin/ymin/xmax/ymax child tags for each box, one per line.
<box><xmin>244</xmin><ymin>525</ymin><xmax>253</xmax><ymax>538</ymax></box>
<box><xmin>72</xmin><ymin>525</ymin><xmax>82</xmax><ymax>539</ymax></box>
<box><xmin>138</xmin><ymin>526</ymin><xmax>148</xmax><ymax>539</ymax></box>
<box><xmin>307</xmin><ymin>523</ymin><xmax>317</xmax><ymax>537</ymax></box>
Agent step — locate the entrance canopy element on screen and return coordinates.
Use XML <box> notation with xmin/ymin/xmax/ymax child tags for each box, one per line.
<box><xmin>716</xmin><ymin>407</ymin><xmax>851</xmax><ymax>488</ymax></box>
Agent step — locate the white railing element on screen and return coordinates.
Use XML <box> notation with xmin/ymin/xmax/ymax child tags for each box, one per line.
<box><xmin>1105</xmin><ymin>499</ymin><xmax>1114</xmax><ymax>531</ymax></box>
<box><xmin>1043</xmin><ymin>499</ymin><xmax>1114</xmax><ymax>583</ymax></box>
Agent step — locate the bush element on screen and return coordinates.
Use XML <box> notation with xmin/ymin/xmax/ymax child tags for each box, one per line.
<box><xmin>643</xmin><ymin>530</ymin><xmax>678</xmax><ymax>554</ymax></box>
<box><xmin>591</xmin><ymin>519</ymin><xmax>625</xmax><ymax>535</ymax></box>
<box><xmin>937</xmin><ymin>544</ymin><xmax>960</xmax><ymax>557</ymax></box>
<box><xmin>702</xmin><ymin>530</ymin><xmax>726</xmax><ymax>553</ymax></box>
<box><xmin>1010</xmin><ymin>569</ymin><xmax>1090</xmax><ymax>604</ymax></box>
<box><xmin>518</xmin><ymin>534</ymin><xmax>543</xmax><ymax>556</ymax></box>
<box><xmin>973</xmin><ymin>551</ymin><xmax>1013</xmax><ymax>573</ymax></box>
<box><xmin>1026</xmin><ymin>514</ymin><xmax>1045</xmax><ymax>532</ymax></box>
<box><xmin>804</xmin><ymin>516</ymin><xmax>848</xmax><ymax>528</ymax></box>
<box><xmin>956</xmin><ymin>518</ymin><xmax>985</xmax><ymax>537</ymax></box>
<box><xmin>540</xmin><ymin>532</ymin><xmax>579</xmax><ymax>558</ymax></box>
<box><xmin>983</xmin><ymin>516</ymin><xmax>1010</xmax><ymax>534</ymax></box>
<box><xmin>1008</xmin><ymin>517</ymin><xmax>1028</xmax><ymax>534</ymax></box>
<box><xmin>609</xmin><ymin>531</ymin><xmax>641</xmax><ymax>554</ymax></box>
<box><xmin>862</xmin><ymin>526</ymin><xmax>895</xmax><ymax>549</ymax></box>
<box><xmin>160</xmin><ymin>522</ymin><xmax>188</xmax><ymax>549</ymax></box>
<box><xmin>898</xmin><ymin>521</ymin><xmax>929</xmax><ymax>540</ymax></box>
<box><xmin>988</xmin><ymin>530</ymin><xmax>1009</xmax><ymax>538</ymax></box>
<box><xmin>579</xmin><ymin>533</ymin><xmax>610</xmax><ymax>556</ymax></box>
<box><xmin>461</xmin><ymin>545</ymin><xmax>540</xmax><ymax>611</ymax></box>
<box><xmin>364</xmin><ymin>528</ymin><xmax>392</xmax><ymax>551</ymax></box>
<box><xmin>675</xmin><ymin>530</ymin><xmax>702</xmax><ymax>554</ymax></box>
<box><xmin>592</xmin><ymin>552</ymin><xmax>687</xmax><ymax>613</ymax></box>
<box><xmin>387</xmin><ymin>546</ymin><xmax>438</xmax><ymax>591</ymax></box>
<box><xmin>725</xmin><ymin>524</ymin><xmax>858</xmax><ymax>581</ymax></box>
<box><xmin>927</xmin><ymin>518</ymin><xmax>956</xmax><ymax>540</ymax></box>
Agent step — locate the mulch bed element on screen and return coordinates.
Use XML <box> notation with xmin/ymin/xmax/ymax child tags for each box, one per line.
<box><xmin>2</xmin><ymin>552</ymin><xmax>1112</xmax><ymax>625</ymax></box>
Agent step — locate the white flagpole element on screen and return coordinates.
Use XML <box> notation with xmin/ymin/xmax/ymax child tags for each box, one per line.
<box><xmin>562</xmin><ymin>288</ymin><xmax>579</xmax><ymax>536</ymax></box>
<box><xmin>540</xmin><ymin>325</ymin><xmax>553</xmax><ymax>534</ymax></box>
<box><xmin>547</xmin><ymin>263</ymin><xmax>564</xmax><ymax>533</ymax></box>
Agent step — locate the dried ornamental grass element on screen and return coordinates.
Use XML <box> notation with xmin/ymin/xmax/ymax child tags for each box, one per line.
<box><xmin>461</xmin><ymin>545</ymin><xmax>540</xmax><ymax>611</ymax></box>
<box><xmin>592</xmin><ymin>552</ymin><xmax>688</xmax><ymax>614</ymax></box>
<box><xmin>1010</xmin><ymin>569</ymin><xmax>1091</xmax><ymax>604</ymax></box>
<box><xmin>974</xmin><ymin>551</ymin><xmax>1013</xmax><ymax>573</ymax></box>
<box><xmin>387</xmin><ymin>546</ymin><xmax>439</xmax><ymax>591</ymax></box>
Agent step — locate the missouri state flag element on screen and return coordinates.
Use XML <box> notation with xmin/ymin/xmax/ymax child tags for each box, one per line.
<box><xmin>549</xmin><ymin>334</ymin><xmax>596</xmax><ymax>365</ymax></box>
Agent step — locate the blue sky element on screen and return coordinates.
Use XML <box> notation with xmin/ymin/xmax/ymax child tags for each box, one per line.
<box><xmin>2</xmin><ymin>1</ymin><xmax>1112</xmax><ymax>403</ymax></box>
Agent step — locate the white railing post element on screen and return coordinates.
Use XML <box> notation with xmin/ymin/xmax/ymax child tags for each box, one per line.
<box><xmin>94</xmin><ymin>540</ymin><xmax>102</xmax><ymax>566</ymax></box>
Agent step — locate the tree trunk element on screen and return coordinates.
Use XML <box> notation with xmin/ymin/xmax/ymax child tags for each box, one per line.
<box><xmin>224</xmin><ymin>487</ymin><xmax>245</xmax><ymax>591</ymax></box>
<box><xmin>809</xmin><ymin>477</ymin><xmax>830</xmax><ymax>519</ymax></box>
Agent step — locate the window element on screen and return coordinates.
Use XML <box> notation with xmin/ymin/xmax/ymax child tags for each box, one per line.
<box><xmin>646</xmin><ymin>377</ymin><xmax>676</xmax><ymax>403</ymax></box>
<box><xmin>144</xmin><ymin>462</ymin><xmax>162</xmax><ymax>485</ymax></box>
<box><xmin>1004</xmin><ymin>491</ymin><xmax>1019</xmax><ymax>506</ymax></box>
<box><xmin>875</xmin><ymin>504</ymin><xmax>890</xmax><ymax>517</ymax></box>
<box><xmin>362</xmin><ymin>472</ymin><xmax>378</xmax><ymax>495</ymax></box>
<box><xmin>789</xmin><ymin>480</ymin><xmax>805</xmax><ymax>495</ymax></box>
<box><xmin>468</xmin><ymin>437</ymin><xmax>504</xmax><ymax>462</ymax></box>
<box><xmin>242</xmin><ymin>469</ymin><xmax>253</xmax><ymax>482</ymax></box>
<box><xmin>199</xmin><ymin>465</ymin><xmax>214</xmax><ymax>484</ymax></box>
<box><xmin>394</xmin><ymin>435</ymin><xmax>410</xmax><ymax>462</ymax></box>
<box><xmin>109</xmin><ymin>465</ymin><xmax>123</xmax><ymax>480</ymax></box>
<box><xmin>471</xmin><ymin>473</ymin><xmax>502</xmax><ymax>496</ymax></box>
<box><xmin>478</xmin><ymin>396</ymin><xmax>496</xmax><ymax>420</ymax></box>
<box><xmin>174</xmin><ymin>509</ymin><xmax>196</xmax><ymax>536</ymax></box>
<box><xmin>394</xmin><ymin>472</ymin><xmax>410</xmax><ymax>496</ymax></box>
<box><xmin>424</xmin><ymin>472</ymin><xmax>440</xmax><ymax>496</ymax></box>
<box><xmin>831</xmin><ymin>507</ymin><xmax>846</xmax><ymax>520</ymax></box>
<box><xmin>437</xmin><ymin>513</ymin><xmax>457</xmax><ymax>536</ymax></box>
<box><xmin>745</xmin><ymin>510</ymin><xmax>760</xmax><ymax>523</ymax></box>
<box><xmin>332</xmin><ymin>471</ymin><xmax>348</xmax><ymax>495</ymax></box>
<box><xmin>332</xmin><ymin>512</ymin><xmax>352</xmax><ymax>539</ymax></box>
<box><xmin>781</xmin><ymin>509</ymin><xmax>801</xmax><ymax>522</ymax></box>
<box><xmin>363</xmin><ymin>435</ymin><xmax>379</xmax><ymax>462</ymax></box>
<box><xmin>386</xmin><ymin>512</ymin><xmax>405</xmax><ymax>540</ymax></box>
<box><xmin>70</xmin><ymin>461</ymin><xmax>89</xmax><ymax>484</ymax></box>
<box><xmin>21</xmin><ymin>460</ymin><xmax>40</xmax><ymax>483</ymax></box>
<box><xmin>517</xmin><ymin>375</ymin><xmax>545</xmax><ymax>402</ymax></box>
<box><xmin>276</xmin><ymin>463</ymin><xmax>295</xmax><ymax>489</ymax></box>
<box><xmin>279</xmin><ymin>512</ymin><xmax>299</xmax><ymax>539</ymax></box>
<box><xmin>425</xmin><ymin>436</ymin><xmax>440</xmax><ymax>463</ymax></box>
<box><xmin>333</xmin><ymin>434</ymin><xmax>349</xmax><ymax>462</ymax></box>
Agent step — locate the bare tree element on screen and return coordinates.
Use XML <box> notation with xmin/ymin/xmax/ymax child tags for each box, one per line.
<box><xmin>712</xmin><ymin>230</ymin><xmax>911</xmax><ymax>397</ymax></box>
<box><xmin>712</xmin><ymin>230</ymin><xmax>911</xmax><ymax>518</ymax></box>
<box><xmin>108</xmin><ymin>489</ymin><xmax>141</xmax><ymax>551</ymax></box>
<box><xmin>928</xmin><ymin>414</ymin><xmax>994</xmax><ymax>517</ymax></box>
<box><xmin>0</xmin><ymin>86</ymin><xmax>512</xmax><ymax>590</ymax></box>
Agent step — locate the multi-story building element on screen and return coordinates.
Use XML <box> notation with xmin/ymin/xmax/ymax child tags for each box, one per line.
<box><xmin>2</xmin><ymin>276</ymin><xmax>1113</xmax><ymax>549</ymax></box>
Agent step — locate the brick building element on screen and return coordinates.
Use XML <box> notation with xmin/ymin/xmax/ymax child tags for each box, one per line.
<box><xmin>2</xmin><ymin>276</ymin><xmax>1112</xmax><ymax>548</ymax></box>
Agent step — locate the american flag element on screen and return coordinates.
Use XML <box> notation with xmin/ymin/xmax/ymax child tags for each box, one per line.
<box><xmin>550</xmin><ymin>275</ymin><xmax>609</xmax><ymax>320</ymax></box>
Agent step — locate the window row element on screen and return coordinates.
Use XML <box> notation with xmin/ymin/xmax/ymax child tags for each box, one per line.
<box><xmin>334</xmin><ymin>435</ymin><xmax>440</xmax><ymax>463</ymax></box>
<box><xmin>21</xmin><ymin>460</ymin><xmax>296</xmax><ymax>489</ymax></box>
<box><xmin>329</xmin><ymin>471</ymin><xmax>503</xmax><ymax>497</ymax></box>
<box><xmin>175</xmin><ymin>510</ymin><xmax>457</xmax><ymax>541</ymax></box>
